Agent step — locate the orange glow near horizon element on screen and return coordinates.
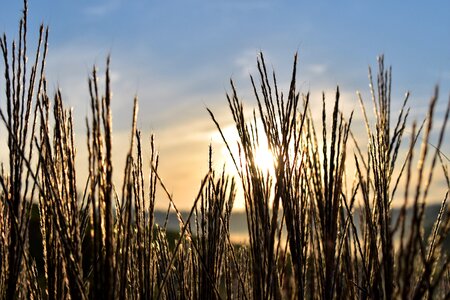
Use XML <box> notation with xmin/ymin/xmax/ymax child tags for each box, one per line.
<box><xmin>212</xmin><ymin>121</ymin><xmax>277</xmax><ymax>211</ymax></box>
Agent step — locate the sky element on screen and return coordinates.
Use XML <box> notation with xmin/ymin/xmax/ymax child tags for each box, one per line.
<box><xmin>0</xmin><ymin>0</ymin><xmax>449</xmax><ymax>210</ymax></box>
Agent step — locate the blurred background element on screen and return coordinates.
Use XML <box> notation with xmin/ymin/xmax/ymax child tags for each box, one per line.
<box><xmin>0</xmin><ymin>0</ymin><xmax>449</xmax><ymax>211</ymax></box>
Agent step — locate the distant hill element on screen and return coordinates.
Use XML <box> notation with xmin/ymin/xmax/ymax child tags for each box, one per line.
<box><xmin>27</xmin><ymin>202</ymin><xmax>449</xmax><ymax>278</ymax></box>
<box><xmin>154</xmin><ymin>203</ymin><xmax>450</xmax><ymax>247</ymax></box>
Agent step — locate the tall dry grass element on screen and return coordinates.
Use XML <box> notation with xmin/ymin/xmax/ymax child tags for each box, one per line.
<box><xmin>0</xmin><ymin>2</ymin><xmax>449</xmax><ymax>299</ymax></box>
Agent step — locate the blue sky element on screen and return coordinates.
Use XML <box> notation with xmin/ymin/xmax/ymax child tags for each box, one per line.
<box><xmin>1</xmin><ymin>1</ymin><xmax>449</xmax><ymax>209</ymax></box>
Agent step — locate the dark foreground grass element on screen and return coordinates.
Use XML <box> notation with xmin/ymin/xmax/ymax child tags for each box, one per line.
<box><xmin>1</xmin><ymin>2</ymin><xmax>449</xmax><ymax>299</ymax></box>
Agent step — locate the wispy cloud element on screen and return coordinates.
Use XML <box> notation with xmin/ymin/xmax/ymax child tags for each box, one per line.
<box><xmin>214</xmin><ymin>0</ymin><xmax>273</xmax><ymax>10</ymax></box>
<box><xmin>83</xmin><ymin>0</ymin><xmax>123</xmax><ymax>17</ymax></box>
<box><xmin>234</xmin><ymin>49</ymin><xmax>264</xmax><ymax>78</ymax></box>
<box><xmin>306</xmin><ymin>63</ymin><xmax>327</xmax><ymax>76</ymax></box>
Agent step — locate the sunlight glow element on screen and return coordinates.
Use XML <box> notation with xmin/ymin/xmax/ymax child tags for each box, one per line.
<box><xmin>253</xmin><ymin>143</ymin><xmax>275</xmax><ymax>175</ymax></box>
<box><xmin>212</xmin><ymin>122</ymin><xmax>277</xmax><ymax>210</ymax></box>
<box><xmin>212</xmin><ymin>123</ymin><xmax>276</xmax><ymax>176</ymax></box>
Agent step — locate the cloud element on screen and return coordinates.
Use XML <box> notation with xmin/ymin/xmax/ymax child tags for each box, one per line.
<box><xmin>212</xmin><ymin>0</ymin><xmax>273</xmax><ymax>10</ymax></box>
<box><xmin>83</xmin><ymin>0</ymin><xmax>123</xmax><ymax>17</ymax></box>
<box><xmin>234</xmin><ymin>49</ymin><xmax>263</xmax><ymax>79</ymax></box>
<box><xmin>306</xmin><ymin>64</ymin><xmax>327</xmax><ymax>75</ymax></box>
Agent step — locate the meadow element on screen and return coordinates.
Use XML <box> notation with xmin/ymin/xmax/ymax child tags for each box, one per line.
<box><xmin>1</xmin><ymin>3</ymin><xmax>449</xmax><ymax>299</ymax></box>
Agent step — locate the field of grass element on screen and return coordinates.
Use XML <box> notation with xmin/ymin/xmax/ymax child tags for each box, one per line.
<box><xmin>1</xmin><ymin>3</ymin><xmax>449</xmax><ymax>299</ymax></box>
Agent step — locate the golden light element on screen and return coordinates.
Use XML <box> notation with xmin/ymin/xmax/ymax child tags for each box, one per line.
<box><xmin>213</xmin><ymin>124</ymin><xmax>276</xmax><ymax>174</ymax></box>
<box><xmin>211</xmin><ymin>123</ymin><xmax>277</xmax><ymax>210</ymax></box>
<box><xmin>253</xmin><ymin>142</ymin><xmax>276</xmax><ymax>175</ymax></box>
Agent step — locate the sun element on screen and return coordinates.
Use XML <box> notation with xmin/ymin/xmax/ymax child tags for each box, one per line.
<box><xmin>212</xmin><ymin>124</ymin><xmax>277</xmax><ymax>210</ymax></box>
<box><xmin>212</xmin><ymin>125</ymin><xmax>276</xmax><ymax>175</ymax></box>
<box><xmin>253</xmin><ymin>144</ymin><xmax>276</xmax><ymax>175</ymax></box>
